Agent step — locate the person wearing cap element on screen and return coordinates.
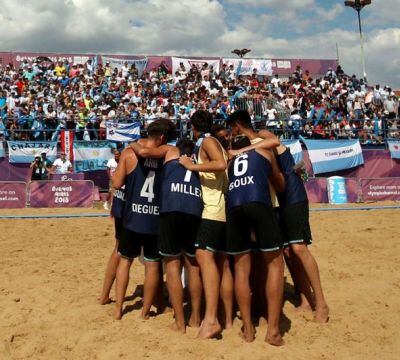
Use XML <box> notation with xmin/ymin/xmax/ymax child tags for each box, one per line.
<box><xmin>51</xmin><ymin>152</ymin><xmax>73</xmax><ymax>174</ymax></box>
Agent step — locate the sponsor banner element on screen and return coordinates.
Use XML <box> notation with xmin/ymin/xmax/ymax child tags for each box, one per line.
<box><xmin>302</xmin><ymin>139</ymin><xmax>364</xmax><ymax>175</ymax></box>
<box><xmin>282</xmin><ymin>140</ymin><xmax>303</xmax><ymax>164</ymax></box>
<box><xmin>171</xmin><ymin>57</ymin><xmax>220</xmax><ymax>76</ymax></box>
<box><xmin>106</xmin><ymin>121</ymin><xmax>141</xmax><ymax>142</ymax></box>
<box><xmin>60</xmin><ymin>130</ymin><xmax>74</xmax><ymax>161</ymax></box>
<box><xmin>222</xmin><ymin>58</ymin><xmax>273</xmax><ymax>76</ymax></box>
<box><xmin>101</xmin><ymin>56</ymin><xmax>147</xmax><ymax>75</ymax></box>
<box><xmin>0</xmin><ymin>142</ymin><xmax>4</xmax><ymax>158</ymax></box>
<box><xmin>28</xmin><ymin>180</ymin><xmax>94</xmax><ymax>208</ymax></box>
<box><xmin>0</xmin><ymin>182</ymin><xmax>26</xmax><ymax>208</ymax></box>
<box><xmin>360</xmin><ymin>178</ymin><xmax>400</xmax><ymax>202</ymax></box>
<box><xmin>304</xmin><ymin>178</ymin><xmax>328</xmax><ymax>203</ymax></box>
<box><xmin>49</xmin><ymin>173</ymin><xmax>85</xmax><ymax>181</ymax></box>
<box><xmin>388</xmin><ymin>141</ymin><xmax>400</xmax><ymax>159</ymax></box>
<box><xmin>7</xmin><ymin>141</ymin><xmax>57</xmax><ymax>164</ymax></box>
<box><xmin>73</xmin><ymin>141</ymin><xmax>114</xmax><ymax>172</ymax></box>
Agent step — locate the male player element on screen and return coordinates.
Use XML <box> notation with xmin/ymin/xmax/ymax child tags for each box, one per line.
<box><xmin>228</xmin><ymin>121</ymin><xmax>330</xmax><ymax>323</ymax></box>
<box><xmin>112</xmin><ymin>119</ymin><xmax>174</xmax><ymax>320</ymax></box>
<box><xmin>129</xmin><ymin>139</ymin><xmax>204</xmax><ymax>333</ymax></box>
<box><xmin>179</xmin><ymin>110</ymin><xmax>233</xmax><ymax>339</ymax></box>
<box><xmin>227</xmin><ymin>135</ymin><xmax>286</xmax><ymax>345</ymax></box>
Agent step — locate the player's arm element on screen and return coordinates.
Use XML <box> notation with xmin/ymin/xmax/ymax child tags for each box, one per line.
<box><xmin>179</xmin><ymin>137</ymin><xmax>226</xmax><ymax>172</ymax></box>
<box><xmin>112</xmin><ymin>148</ymin><xmax>137</xmax><ymax>189</ymax></box>
<box><xmin>129</xmin><ymin>142</ymin><xmax>171</xmax><ymax>159</ymax></box>
<box><xmin>228</xmin><ymin>130</ymin><xmax>280</xmax><ymax>157</ymax></box>
<box><xmin>257</xmin><ymin>148</ymin><xmax>285</xmax><ymax>193</ymax></box>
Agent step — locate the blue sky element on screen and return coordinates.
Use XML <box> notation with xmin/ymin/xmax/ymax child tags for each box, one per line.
<box><xmin>0</xmin><ymin>0</ymin><xmax>399</xmax><ymax>87</ymax></box>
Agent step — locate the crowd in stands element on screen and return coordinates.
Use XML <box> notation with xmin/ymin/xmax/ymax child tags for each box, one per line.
<box><xmin>0</xmin><ymin>58</ymin><xmax>399</xmax><ymax>144</ymax></box>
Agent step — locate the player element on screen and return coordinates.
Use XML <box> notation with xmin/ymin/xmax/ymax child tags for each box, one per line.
<box><xmin>179</xmin><ymin>110</ymin><xmax>233</xmax><ymax>339</ymax></box>
<box><xmin>104</xmin><ymin>149</ymin><xmax>120</xmax><ymax>210</ymax></box>
<box><xmin>129</xmin><ymin>138</ymin><xmax>204</xmax><ymax>333</ymax></box>
<box><xmin>227</xmin><ymin>135</ymin><xmax>286</xmax><ymax>345</ymax></box>
<box><xmin>229</xmin><ymin>129</ymin><xmax>330</xmax><ymax>323</ymax></box>
<box><xmin>112</xmin><ymin>119</ymin><xmax>174</xmax><ymax>320</ymax></box>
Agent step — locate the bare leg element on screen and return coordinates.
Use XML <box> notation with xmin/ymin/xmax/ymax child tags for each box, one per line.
<box><xmin>142</xmin><ymin>261</ymin><xmax>162</xmax><ymax>320</ymax></box>
<box><xmin>195</xmin><ymin>249</ymin><xmax>222</xmax><ymax>339</ymax></box>
<box><xmin>100</xmin><ymin>240</ymin><xmax>120</xmax><ymax>305</ymax></box>
<box><xmin>263</xmin><ymin>251</ymin><xmax>284</xmax><ymax>346</ymax></box>
<box><xmin>184</xmin><ymin>255</ymin><xmax>203</xmax><ymax>327</ymax></box>
<box><xmin>250</xmin><ymin>252</ymin><xmax>268</xmax><ymax>321</ymax></box>
<box><xmin>291</xmin><ymin>244</ymin><xmax>329</xmax><ymax>322</ymax></box>
<box><xmin>165</xmin><ymin>257</ymin><xmax>186</xmax><ymax>333</ymax></box>
<box><xmin>234</xmin><ymin>253</ymin><xmax>255</xmax><ymax>342</ymax></box>
<box><xmin>217</xmin><ymin>253</ymin><xmax>234</xmax><ymax>330</ymax></box>
<box><xmin>115</xmin><ymin>257</ymin><xmax>133</xmax><ymax>320</ymax></box>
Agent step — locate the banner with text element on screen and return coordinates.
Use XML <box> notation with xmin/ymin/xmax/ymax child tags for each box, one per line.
<box><xmin>7</xmin><ymin>141</ymin><xmax>57</xmax><ymax>163</ymax></box>
<box><xmin>222</xmin><ymin>58</ymin><xmax>273</xmax><ymax>76</ymax></box>
<box><xmin>282</xmin><ymin>140</ymin><xmax>303</xmax><ymax>164</ymax></box>
<box><xmin>101</xmin><ymin>56</ymin><xmax>148</xmax><ymax>76</ymax></box>
<box><xmin>0</xmin><ymin>142</ymin><xmax>4</xmax><ymax>158</ymax></box>
<box><xmin>73</xmin><ymin>141</ymin><xmax>114</xmax><ymax>172</ymax></box>
<box><xmin>171</xmin><ymin>57</ymin><xmax>220</xmax><ymax>76</ymax></box>
<box><xmin>28</xmin><ymin>181</ymin><xmax>94</xmax><ymax>208</ymax></box>
<box><xmin>106</xmin><ymin>121</ymin><xmax>141</xmax><ymax>142</ymax></box>
<box><xmin>360</xmin><ymin>178</ymin><xmax>400</xmax><ymax>202</ymax></box>
<box><xmin>388</xmin><ymin>141</ymin><xmax>400</xmax><ymax>159</ymax></box>
<box><xmin>61</xmin><ymin>130</ymin><xmax>74</xmax><ymax>162</ymax></box>
<box><xmin>302</xmin><ymin>139</ymin><xmax>364</xmax><ymax>175</ymax></box>
<box><xmin>0</xmin><ymin>182</ymin><xmax>26</xmax><ymax>208</ymax></box>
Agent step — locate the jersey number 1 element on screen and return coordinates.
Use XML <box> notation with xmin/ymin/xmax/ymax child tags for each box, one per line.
<box><xmin>140</xmin><ymin>171</ymin><xmax>155</xmax><ymax>203</ymax></box>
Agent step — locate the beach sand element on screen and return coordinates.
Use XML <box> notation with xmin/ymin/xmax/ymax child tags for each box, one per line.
<box><xmin>0</xmin><ymin>207</ymin><xmax>399</xmax><ymax>359</ymax></box>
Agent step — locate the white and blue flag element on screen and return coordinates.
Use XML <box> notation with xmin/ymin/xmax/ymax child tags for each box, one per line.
<box><xmin>7</xmin><ymin>141</ymin><xmax>57</xmax><ymax>163</ymax></box>
<box><xmin>302</xmin><ymin>139</ymin><xmax>364</xmax><ymax>175</ymax></box>
<box><xmin>106</xmin><ymin>121</ymin><xmax>141</xmax><ymax>142</ymax></box>
<box><xmin>388</xmin><ymin>140</ymin><xmax>400</xmax><ymax>159</ymax></box>
<box><xmin>282</xmin><ymin>140</ymin><xmax>303</xmax><ymax>164</ymax></box>
<box><xmin>73</xmin><ymin>140</ymin><xmax>114</xmax><ymax>172</ymax></box>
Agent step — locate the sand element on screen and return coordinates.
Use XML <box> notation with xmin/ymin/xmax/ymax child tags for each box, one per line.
<box><xmin>0</xmin><ymin>207</ymin><xmax>399</xmax><ymax>359</ymax></box>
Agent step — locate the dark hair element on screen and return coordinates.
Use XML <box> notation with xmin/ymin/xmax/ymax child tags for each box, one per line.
<box><xmin>176</xmin><ymin>139</ymin><xmax>195</xmax><ymax>157</ymax></box>
<box><xmin>226</xmin><ymin>110</ymin><xmax>253</xmax><ymax>129</ymax></box>
<box><xmin>211</xmin><ymin>124</ymin><xmax>226</xmax><ymax>137</ymax></box>
<box><xmin>231</xmin><ymin>135</ymin><xmax>251</xmax><ymax>150</ymax></box>
<box><xmin>147</xmin><ymin>119</ymin><xmax>176</xmax><ymax>141</ymax></box>
<box><xmin>191</xmin><ymin>110</ymin><xmax>213</xmax><ymax>133</ymax></box>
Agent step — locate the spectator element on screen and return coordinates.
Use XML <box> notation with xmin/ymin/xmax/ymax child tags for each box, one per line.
<box><xmin>30</xmin><ymin>155</ymin><xmax>45</xmax><ymax>180</ymax></box>
<box><xmin>51</xmin><ymin>152</ymin><xmax>73</xmax><ymax>174</ymax></box>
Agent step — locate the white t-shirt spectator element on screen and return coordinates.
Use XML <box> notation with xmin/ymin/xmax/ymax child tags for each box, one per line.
<box><xmin>53</xmin><ymin>158</ymin><xmax>72</xmax><ymax>174</ymax></box>
<box><xmin>106</xmin><ymin>158</ymin><xmax>118</xmax><ymax>177</ymax></box>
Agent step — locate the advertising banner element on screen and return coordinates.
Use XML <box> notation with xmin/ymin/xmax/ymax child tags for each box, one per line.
<box><xmin>49</xmin><ymin>173</ymin><xmax>85</xmax><ymax>181</ymax></box>
<box><xmin>0</xmin><ymin>182</ymin><xmax>26</xmax><ymax>208</ymax></box>
<box><xmin>222</xmin><ymin>58</ymin><xmax>273</xmax><ymax>76</ymax></box>
<box><xmin>171</xmin><ymin>57</ymin><xmax>220</xmax><ymax>76</ymax></box>
<box><xmin>302</xmin><ymin>139</ymin><xmax>364</xmax><ymax>175</ymax></box>
<box><xmin>7</xmin><ymin>141</ymin><xmax>57</xmax><ymax>164</ymax></box>
<box><xmin>73</xmin><ymin>141</ymin><xmax>114</xmax><ymax>172</ymax></box>
<box><xmin>360</xmin><ymin>178</ymin><xmax>400</xmax><ymax>202</ymax></box>
<box><xmin>28</xmin><ymin>180</ymin><xmax>94</xmax><ymax>208</ymax></box>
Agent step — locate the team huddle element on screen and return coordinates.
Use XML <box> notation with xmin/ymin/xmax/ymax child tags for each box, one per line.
<box><xmin>99</xmin><ymin>110</ymin><xmax>329</xmax><ymax>346</ymax></box>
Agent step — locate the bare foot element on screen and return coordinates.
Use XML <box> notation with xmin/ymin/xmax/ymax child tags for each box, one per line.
<box><xmin>99</xmin><ymin>296</ymin><xmax>113</xmax><ymax>305</ymax></box>
<box><xmin>197</xmin><ymin>320</ymin><xmax>222</xmax><ymax>340</ymax></box>
<box><xmin>141</xmin><ymin>311</ymin><xmax>150</xmax><ymax>320</ymax></box>
<box><xmin>265</xmin><ymin>331</ymin><xmax>284</xmax><ymax>346</ymax></box>
<box><xmin>115</xmin><ymin>307</ymin><xmax>123</xmax><ymax>320</ymax></box>
<box><xmin>224</xmin><ymin>321</ymin><xmax>233</xmax><ymax>330</ymax></box>
<box><xmin>314</xmin><ymin>304</ymin><xmax>330</xmax><ymax>323</ymax></box>
<box><xmin>170</xmin><ymin>322</ymin><xmax>186</xmax><ymax>334</ymax></box>
<box><xmin>188</xmin><ymin>316</ymin><xmax>201</xmax><ymax>328</ymax></box>
<box><xmin>239</xmin><ymin>326</ymin><xmax>255</xmax><ymax>343</ymax></box>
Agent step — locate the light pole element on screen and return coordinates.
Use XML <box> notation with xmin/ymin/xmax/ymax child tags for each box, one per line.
<box><xmin>344</xmin><ymin>0</ymin><xmax>372</xmax><ymax>82</ymax></box>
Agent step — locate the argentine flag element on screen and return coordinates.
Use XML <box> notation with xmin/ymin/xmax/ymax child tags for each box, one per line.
<box><xmin>388</xmin><ymin>141</ymin><xmax>400</xmax><ymax>159</ymax></box>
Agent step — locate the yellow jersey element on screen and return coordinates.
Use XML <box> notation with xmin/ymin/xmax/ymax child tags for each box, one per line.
<box><xmin>198</xmin><ymin>139</ymin><xmax>228</xmax><ymax>222</ymax></box>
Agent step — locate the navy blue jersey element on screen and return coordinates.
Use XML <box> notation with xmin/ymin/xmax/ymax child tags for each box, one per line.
<box><xmin>123</xmin><ymin>157</ymin><xmax>164</xmax><ymax>235</ymax></box>
<box><xmin>160</xmin><ymin>159</ymin><xmax>203</xmax><ymax>217</ymax></box>
<box><xmin>277</xmin><ymin>148</ymin><xmax>308</xmax><ymax>207</ymax></box>
<box><xmin>227</xmin><ymin>150</ymin><xmax>272</xmax><ymax>209</ymax></box>
<box><xmin>111</xmin><ymin>185</ymin><xmax>126</xmax><ymax>219</ymax></box>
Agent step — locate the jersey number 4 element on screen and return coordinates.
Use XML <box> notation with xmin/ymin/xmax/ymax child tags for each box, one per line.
<box><xmin>140</xmin><ymin>171</ymin><xmax>155</xmax><ymax>203</ymax></box>
<box><xmin>234</xmin><ymin>154</ymin><xmax>249</xmax><ymax>177</ymax></box>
